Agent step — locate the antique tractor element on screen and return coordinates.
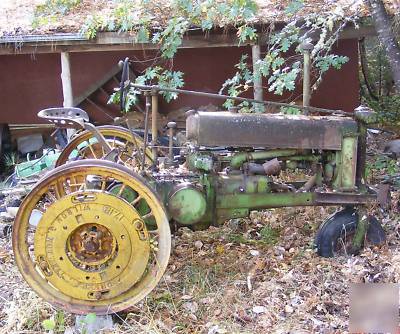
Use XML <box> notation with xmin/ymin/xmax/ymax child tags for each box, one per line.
<box><xmin>12</xmin><ymin>60</ymin><xmax>385</xmax><ymax>314</ymax></box>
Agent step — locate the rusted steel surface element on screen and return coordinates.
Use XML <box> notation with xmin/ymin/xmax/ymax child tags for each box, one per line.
<box><xmin>314</xmin><ymin>190</ymin><xmax>376</xmax><ymax>205</ymax></box>
<box><xmin>69</xmin><ymin>223</ymin><xmax>114</xmax><ymax>263</ymax></box>
<box><xmin>186</xmin><ymin>111</ymin><xmax>358</xmax><ymax>150</ymax></box>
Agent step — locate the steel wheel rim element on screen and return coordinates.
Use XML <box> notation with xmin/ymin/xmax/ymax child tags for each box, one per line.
<box><xmin>12</xmin><ymin>160</ymin><xmax>170</xmax><ymax>314</ymax></box>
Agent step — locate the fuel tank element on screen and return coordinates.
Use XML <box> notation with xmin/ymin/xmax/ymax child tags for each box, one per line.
<box><xmin>186</xmin><ymin>111</ymin><xmax>357</xmax><ymax>150</ymax></box>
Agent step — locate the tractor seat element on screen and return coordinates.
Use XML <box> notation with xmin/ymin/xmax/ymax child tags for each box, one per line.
<box><xmin>37</xmin><ymin>107</ymin><xmax>89</xmax><ymax>129</ymax></box>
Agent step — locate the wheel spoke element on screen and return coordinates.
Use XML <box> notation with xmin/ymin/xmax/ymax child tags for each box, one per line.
<box><xmin>87</xmin><ymin>143</ymin><xmax>98</xmax><ymax>159</ymax></box>
<box><xmin>142</xmin><ymin>212</ymin><xmax>153</xmax><ymax>220</ymax></box>
<box><xmin>130</xmin><ymin>196</ymin><xmax>142</xmax><ymax>207</ymax></box>
<box><xmin>117</xmin><ymin>184</ymin><xmax>126</xmax><ymax>196</ymax></box>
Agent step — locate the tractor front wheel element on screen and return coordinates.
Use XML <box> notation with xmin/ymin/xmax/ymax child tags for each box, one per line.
<box><xmin>315</xmin><ymin>207</ymin><xmax>386</xmax><ymax>257</ymax></box>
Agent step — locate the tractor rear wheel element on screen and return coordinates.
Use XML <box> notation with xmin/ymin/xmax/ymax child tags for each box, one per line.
<box><xmin>12</xmin><ymin>159</ymin><xmax>170</xmax><ymax>314</ymax></box>
<box><xmin>55</xmin><ymin>125</ymin><xmax>153</xmax><ymax>168</ymax></box>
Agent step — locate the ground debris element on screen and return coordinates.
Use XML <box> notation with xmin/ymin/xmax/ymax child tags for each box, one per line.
<box><xmin>0</xmin><ymin>132</ymin><xmax>399</xmax><ymax>333</ymax></box>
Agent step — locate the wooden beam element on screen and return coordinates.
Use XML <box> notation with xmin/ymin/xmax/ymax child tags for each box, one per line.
<box><xmin>251</xmin><ymin>40</ymin><xmax>264</xmax><ymax>112</ymax></box>
<box><xmin>73</xmin><ymin>64</ymin><xmax>120</xmax><ymax>106</ymax></box>
<box><xmin>0</xmin><ymin>33</ymin><xmax>243</xmax><ymax>55</ymax></box>
<box><xmin>0</xmin><ymin>26</ymin><xmax>377</xmax><ymax>56</ymax></box>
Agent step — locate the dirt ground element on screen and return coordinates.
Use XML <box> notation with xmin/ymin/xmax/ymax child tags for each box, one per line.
<box><xmin>0</xmin><ymin>131</ymin><xmax>399</xmax><ymax>334</ymax></box>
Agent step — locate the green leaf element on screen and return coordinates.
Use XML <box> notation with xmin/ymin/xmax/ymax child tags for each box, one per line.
<box><xmin>237</xmin><ymin>25</ymin><xmax>257</xmax><ymax>43</ymax></box>
<box><xmin>42</xmin><ymin>319</ymin><xmax>56</xmax><ymax>331</ymax></box>
<box><xmin>280</xmin><ymin>38</ymin><xmax>291</xmax><ymax>52</ymax></box>
<box><xmin>136</xmin><ymin>26</ymin><xmax>149</xmax><ymax>43</ymax></box>
<box><xmin>285</xmin><ymin>0</ymin><xmax>304</xmax><ymax>15</ymax></box>
<box><xmin>272</xmin><ymin>57</ymin><xmax>285</xmax><ymax>70</ymax></box>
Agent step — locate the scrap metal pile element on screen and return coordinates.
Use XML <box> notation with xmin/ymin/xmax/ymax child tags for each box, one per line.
<box><xmin>9</xmin><ymin>59</ymin><xmax>387</xmax><ymax>315</ymax></box>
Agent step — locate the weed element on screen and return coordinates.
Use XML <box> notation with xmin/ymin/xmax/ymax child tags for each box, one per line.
<box><xmin>259</xmin><ymin>225</ymin><xmax>281</xmax><ymax>245</ymax></box>
<box><xmin>33</xmin><ymin>0</ymin><xmax>81</xmax><ymax>28</ymax></box>
<box><xmin>184</xmin><ymin>264</ymin><xmax>218</xmax><ymax>295</ymax></box>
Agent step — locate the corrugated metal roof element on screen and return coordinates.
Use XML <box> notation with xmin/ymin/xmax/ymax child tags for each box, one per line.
<box><xmin>0</xmin><ymin>33</ymin><xmax>87</xmax><ymax>44</ymax></box>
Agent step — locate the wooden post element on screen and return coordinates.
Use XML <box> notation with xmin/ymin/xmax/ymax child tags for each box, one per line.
<box><xmin>60</xmin><ymin>52</ymin><xmax>74</xmax><ymax>140</ymax></box>
<box><xmin>301</xmin><ymin>43</ymin><xmax>313</xmax><ymax>114</ymax></box>
<box><xmin>151</xmin><ymin>90</ymin><xmax>158</xmax><ymax>162</ymax></box>
<box><xmin>61</xmin><ymin>52</ymin><xmax>73</xmax><ymax>107</ymax></box>
<box><xmin>251</xmin><ymin>42</ymin><xmax>264</xmax><ymax>113</ymax></box>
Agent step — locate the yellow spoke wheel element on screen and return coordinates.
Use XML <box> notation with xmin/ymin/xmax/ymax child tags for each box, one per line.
<box><xmin>55</xmin><ymin>126</ymin><xmax>153</xmax><ymax>168</ymax></box>
<box><xmin>12</xmin><ymin>160</ymin><xmax>171</xmax><ymax>314</ymax></box>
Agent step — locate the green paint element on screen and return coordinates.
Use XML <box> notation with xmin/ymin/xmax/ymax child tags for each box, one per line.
<box><xmin>217</xmin><ymin>174</ymin><xmax>271</xmax><ymax>194</ymax></box>
<box><xmin>217</xmin><ymin>192</ymin><xmax>315</xmax><ymax>209</ymax></box>
<box><xmin>168</xmin><ymin>186</ymin><xmax>207</xmax><ymax>225</ymax></box>
<box><xmin>352</xmin><ymin>207</ymin><xmax>369</xmax><ymax>251</ymax></box>
<box><xmin>230</xmin><ymin>149</ymin><xmax>298</xmax><ymax>169</ymax></box>
<box><xmin>332</xmin><ymin>136</ymin><xmax>358</xmax><ymax>191</ymax></box>
<box><xmin>16</xmin><ymin>151</ymin><xmax>61</xmax><ymax>178</ymax></box>
<box><xmin>341</xmin><ymin>136</ymin><xmax>357</xmax><ymax>190</ymax></box>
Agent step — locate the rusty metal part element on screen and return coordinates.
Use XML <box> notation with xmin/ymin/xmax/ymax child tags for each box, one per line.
<box><xmin>126</xmin><ymin>119</ymin><xmax>144</xmax><ymax>168</ymax></box>
<box><xmin>68</xmin><ymin>223</ymin><xmax>115</xmax><ymax>265</ymax></box>
<box><xmin>186</xmin><ymin>112</ymin><xmax>358</xmax><ymax>150</ymax></box>
<box><xmin>12</xmin><ymin>159</ymin><xmax>171</xmax><ymax>314</ymax></box>
<box><xmin>355</xmin><ymin>106</ymin><xmax>369</xmax><ymax>188</ymax></box>
<box><xmin>231</xmin><ymin>150</ymin><xmax>300</xmax><ymax>169</ymax></box>
<box><xmin>151</xmin><ymin>91</ymin><xmax>159</xmax><ymax>162</ymax></box>
<box><xmin>297</xmin><ymin>174</ymin><xmax>317</xmax><ymax>192</ymax></box>
<box><xmin>142</xmin><ymin>92</ymin><xmax>151</xmax><ymax>171</ymax></box>
<box><xmin>244</xmin><ymin>158</ymin><xmax>281</xmax><ymax>176</ymax></box>
<box><xmin>82</xmin><ymin>123</ymin><xmax>112</xmax><ymax>154</ymax></box>
<box><xmin>167</xmin><ymin>121</ymin><xmax>177</xmax><ymax>161</ymax></box>
<box><xmin>301</xmin><ymin>42</ymin><xmax>313</xmax><ymax>112</ymax></box>
<box><xmin>217</xmin><ymin>190</ymin><xmax>376</xmax><ymax>209</ymax></box>
<box><xmin>129</xmin><ymin>84</ymin><xmax>352</xmax><ymax>116</ymax></box>
<box><xmin>244</xmin><ymin>163</ymin><xmax>265</xmax><ymax>175</ymax></box>
<box><xmin>263</xmin><ymin>158</ymin><xmax>281</xmax><ymax>175</ymax></box>
<box><xmin>314</xmin><ymin>190</ymin><xmax>376</xmax><ymax>205</ymax></box>
<box><xmin>377</xmin><ymin>183</ymin><xmax>391</xmax><ymax>210</ymax></box>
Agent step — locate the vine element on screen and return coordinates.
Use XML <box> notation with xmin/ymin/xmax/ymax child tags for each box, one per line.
<box><xmin>220</xmin><ymin>0</ymin><xmax>354</xmax><ymax>109</ymax></box>
<box><xmin>33</xmin><ymin>0</ymin><xmax>361</xmax><ymax>113</ymax></box>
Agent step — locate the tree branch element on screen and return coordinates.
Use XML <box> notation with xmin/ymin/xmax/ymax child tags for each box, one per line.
<box><xmin>358</xmin><ymin>38</ymin><xmax>379</xmax><ymax>100</ymax></box>
<box><xmin>366</xmin><ymin>0</ymin><xmax>400</xmax><ymax>93</ymax></box>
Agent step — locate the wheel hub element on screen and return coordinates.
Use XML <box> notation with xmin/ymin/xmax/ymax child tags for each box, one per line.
<box><xmin>68</xmin><ymin>223</ymin><xmax>114</xmax><ymax>265</ymax></box>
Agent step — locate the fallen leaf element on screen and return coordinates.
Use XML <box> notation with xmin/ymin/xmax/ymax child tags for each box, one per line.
<box><xmin>183</xmin><ymin>301</ymin><xmax>198</xmax><ymax>313</ymax></box>
<box><xmin>250</xmin><ymin>249</ymin><xmax>260</xmax><ymax>256</ymax></box>
<box><xmin>252</xmin><ymin>305</ymin><xmax>266</xmax><ymax>314</ymax></box>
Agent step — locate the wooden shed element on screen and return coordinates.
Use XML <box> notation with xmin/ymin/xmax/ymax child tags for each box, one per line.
<box><xmin>0</xmin><ymin>0</ymin><xmax>388</xmax><ymax>137</ymax></box>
